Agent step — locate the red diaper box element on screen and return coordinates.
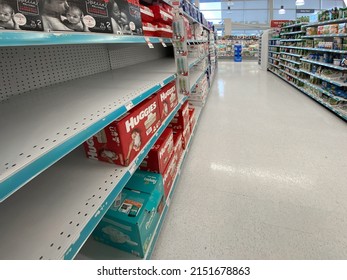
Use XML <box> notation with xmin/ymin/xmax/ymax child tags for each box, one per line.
<box><xmin>140</xmin><ymin>5</ymin><xmax>154</xmax><ymax>23</ymax></box>
<box><xmin>139</xmin><ymin>128</ymin><xmax>174</xmax><ymax>174</ymax></box>
<box><xmin>188</xmin><ymin>106</ymin><xmax>196</xmax><ymax>131</ymax></box>
<box><xmin>173</xmin><ymin>131</ymin><xmax>184</xmax><ymax>161</ymax></box>
<box><xmin>162</xmin><ymin>152</ymin><xmax>179</xmax><ymax>198</ymax></box>
<box><xmin>168</xmin><ymin>100</ymin><xmax>190</xmax><ymax>130</ymax></box>
<box><xmin>157</xmin><ymin>81</ymin><xmax>178</xmax><ymax>121</ymax></box>
<box><xmin>149</xmin><ymin>5</ymin><xmax>173</xmax><ymax>24</ymax></box>
<box><xmin>156</xmin><ymin>23</ymin><xmax>173</xmax><ymax>38</ymax></box>
<box><xmin>143</xmin><ymin>22</ymin><xmax>157</xmax><ymax>37</ymax></box>
<box><xmin>181</xmin><ymin>123</ymin><xmax>191</xmax><ymax>150</ymax></box>
<box><xmin>83</xmin><ymin>95</ymin><xmax>161</xmax><ymax>166</ymax></box>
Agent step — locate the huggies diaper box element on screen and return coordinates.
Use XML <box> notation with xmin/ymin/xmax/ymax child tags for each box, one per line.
<box><xmin>173</xmin><ymin>130</ymin><xmax>183</xmax><ymax>161</ymax></box>
<box><xmin>156</xmin><ymin>81</ymin><xmax>178</xmax><ymax>121</ymax></box>
<box><xmin>162</xmin><ymin>151</ymin><xmax>178</xmax><ymax>198</ymax></box>
<box><xmin>168</xmin><ymin>100</ymin><xmax>190</xmax><ymax>130</ymax></box>
<box><xmin>83</xmin><ymin>95</ymin><xmax>161</xmax><ymax>166</ymax></box>
<box><xmin>93</xmin><ymin>170</ymin><xmax>165</xmax><ymax>257</ymax></box>
<box><xmin>139</xmin><ymin>128</ymin><xmax>174</xmax><ymax>174</ymax></box>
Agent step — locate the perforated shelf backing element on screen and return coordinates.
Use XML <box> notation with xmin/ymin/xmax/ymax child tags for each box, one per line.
<box><xmin>0</xmin><ymin>43</ymin><xmax>173</xmax><ymax>103</ymax></box>
<box><xmin>0</xmin><ymin>45</ymin><xmax>110</xmax><ymax>102</ymax></box>
<box><xmin>108</xmin><ymin>43</ymin><xmax>171</xmax><ymax>70</ymax></box>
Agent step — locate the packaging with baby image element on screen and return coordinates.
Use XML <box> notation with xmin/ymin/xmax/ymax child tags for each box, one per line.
<box><xmin>83</xmin><ymin>94</ymin><xmax>162</xmax><ymax>167</ymax></box>
<box><xmin>41</xmin><ymin>0</ymin><xmax>142</xmax><ymax>34</ymax></box>
<box><xmin>0</xmin><ymin>0</ymin><xmax>44</xmax><ymax>31</ymax></box>
<box><xmin>156</xmin><ymin>80</ymin><xmax>178</xmax><ymax>121</ymax></box>
<box><xmin>41</xmin><ymin>0</ymin><xmax>113</xmax><ymax>32</ymax></box>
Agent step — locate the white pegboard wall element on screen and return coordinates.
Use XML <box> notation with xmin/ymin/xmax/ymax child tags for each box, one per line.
<box><xmin>0</xmin><ymin>45</ymin><xmax>110</xmax><ymax>102</ymax></box>
<box><xmin>108</xmin><ymin>43</ymin><xmax>171</xmax><ymax>70</ymax></box>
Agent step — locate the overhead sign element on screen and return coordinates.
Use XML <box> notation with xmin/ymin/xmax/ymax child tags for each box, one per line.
<box><xmin>270</xmin><ymin>20</ymin><xmax>290</xmax><ymax>28</ymax></box>
<box><xmin>296</xmin><ymin>9</ymin><xmax>315</xmax><ymax>13</ymax></box>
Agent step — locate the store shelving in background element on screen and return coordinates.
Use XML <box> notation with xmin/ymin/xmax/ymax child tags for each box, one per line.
<box><xmin>217</xmin><ymin>35</ymin><xmax>259</xmax><ymax>60</ymax></box>
<box><xmin>268</xmin><ymin>16</ymin><xmax>347</xmax><ymax>122</ymax></box>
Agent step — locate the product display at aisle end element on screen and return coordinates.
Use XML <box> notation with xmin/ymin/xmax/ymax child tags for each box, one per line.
<box><xmin>267</xmin><ymin>12</ymin><xmax>347</xmax><ymax>121</ymax></box>
<box><xmin>0</xmin><ymin>0</ymin><xmax>216</xmax><ymax>260</ymax></box>
<box><xmin>217</xmin><ymin>35</ymin><xmax>259</xmax><ymax>60</ymax></box>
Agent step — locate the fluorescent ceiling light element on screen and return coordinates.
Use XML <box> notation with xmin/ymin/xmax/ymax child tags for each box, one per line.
<box><xmin>279</xmin><ymin>5</ymin><xmax>285</xmax><ymax>14</ymax></box>
<box><xmin>296</xmin><ymin>0</ymin><xmax>305</xmax><ymax>6</ymax></box>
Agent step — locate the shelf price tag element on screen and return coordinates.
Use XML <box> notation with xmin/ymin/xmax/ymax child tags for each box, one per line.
<box><xmin>145</xmin><ymin>37</ymin><xmax>154</xmax><ymax>48</ymax></box>
<box><xmin>125</xmin><ymin>101</ymin><xmax>134</xmax><ymax>111</ymax></box>
<box><xmin>159</xmin><ymin>38</ymin><xmax>167</xmax><ymax>47</ymax></box>
<box><xmin>129</xmin><ymin>163</ymin><xmax>137</xmax><ymax>175</ymax></box>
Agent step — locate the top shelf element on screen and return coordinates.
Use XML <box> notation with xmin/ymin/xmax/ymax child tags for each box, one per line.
<box><xmin>305</xmin><ymin>18</ymin><xmax>347</xmax><ymax>27</ymax></box>
<box><xmin>0</xmin><ymin>31</ymin><xmax>172</xmax><ymax>47</ymax></box>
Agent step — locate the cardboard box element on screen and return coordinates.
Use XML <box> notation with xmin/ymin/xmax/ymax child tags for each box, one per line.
<box><xmin>0</xmin><ymin>0</ymin><xmax>44</xmax><ymax>31</ymax></box>
<box><xmin>181</xmin><ymin>122</ymin><xmax>191</xmax><ymax>150</ymax></box>
<box><xmin>149</xmin><ymin>5</ymin><xmax>173</xmax><ymax>25</ymax></box>
<box><xmin>173</xmin><ymin>130</ymin><xmax>183</xmax><ymax>161</ymax></box>
<box><xmin>109</xmin><ymin>0</ymin><xmax>143</xmax><ymax>35</ymax></box>
<box><xmin>142</xmin><ymin>21</ymin><xmax>156</xmax><ymax>36</ymax></box>
<box><xmin>42</xmin><ymin>0</ymin><xmax>112</xmax><ymax>32</ymax></box>
<box><xmin>93</xmin><ymin>170</ymin><xmax>165</xmax><ymax>257</ymax></box>
<box><xmin>188</xmin><ymin>106</ymin><xmax>196</xmax><ymax>132</ymax></box>
<box><xmin>157</xmin><ymin>81</ymin><xmax>178</xmax><ymax>121</ymax></box>
<box><xmin>162</xmin><ymin>152</ymin><xmax>178</xmax><ymax>198</ymax></box>
<box><xmin>41</xmin><ymin>0</ymin><xmax>143</xmax><ymax>34</ymax></box>
<box><xmin>139</xmin><ymin>128</ymin><xmax>174</xmax><ymax>174</ymax></box>
<box><xmin>156</xmin><ymin>23</ymin><xmax>172</xmax><ymax>38</ymax></box>
<box><xmin>140</xmin><ymin>4</ymin><xmax>154</xmax><ymax>23</ymax></box>
<box><xmin>168</xmin><ymin>100</ymin><xmax>190</xmax><ymax>130</ymax></box>
<box><xmin>83</xmin><ymin>95</ymin><xmax>161</xmax><ymax>166</ymax></box>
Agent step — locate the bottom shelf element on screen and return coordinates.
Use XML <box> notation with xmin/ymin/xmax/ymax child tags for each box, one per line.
<box><xmin>268</xmin><ymin>68</ymin><xmax>347</xmax><ymax>121</ymax></box>
<box><xmin>76</xmin><ymin>106</ymin><xmax>203</xmax><ymax>260</ymax></box>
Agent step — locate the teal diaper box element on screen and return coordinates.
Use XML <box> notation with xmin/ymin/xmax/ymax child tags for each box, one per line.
<box><xmin>93</xmin><ymin>170</ymin><xmax>165</xmax><ymax>257</ymax></box>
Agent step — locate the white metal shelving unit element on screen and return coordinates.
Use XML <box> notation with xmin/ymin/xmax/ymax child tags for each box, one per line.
<box><xmin>267</xmin><ymin>19</ymin><xmax>347</xmax><ymax>122</ymax></box>
<box><xmin>0</xmin><ymin>1</ymin><xmax>217</xmax><ymax>260</ymax></box>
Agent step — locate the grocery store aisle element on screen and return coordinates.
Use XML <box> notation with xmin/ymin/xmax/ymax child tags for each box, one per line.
<box><xmin>152</xmin><ymin>61</ymin><xmax>347</xmax><ymax>259</ymax></box>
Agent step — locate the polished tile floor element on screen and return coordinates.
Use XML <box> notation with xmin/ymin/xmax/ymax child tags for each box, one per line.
<box><xmin>151</xmin><ymin>61</ymin><xmax>347</xmax><ymax>260</ymax></box>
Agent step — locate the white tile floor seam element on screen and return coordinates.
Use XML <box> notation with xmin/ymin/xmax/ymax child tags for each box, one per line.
<box><xmin>151</xmin><ymin>61</ymin><xmax>347</xmax><ymax>260</ymax></box>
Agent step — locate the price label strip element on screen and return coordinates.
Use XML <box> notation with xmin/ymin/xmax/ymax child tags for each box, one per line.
<box><xmin>145</xmin><ymin>37</ymin><xmax>154</xmax><ymax>48</ymax></box>
<box><xmin>159</xmin><ymin>38</ymin><xmax>167</xmax><ymax>47</ymax></box>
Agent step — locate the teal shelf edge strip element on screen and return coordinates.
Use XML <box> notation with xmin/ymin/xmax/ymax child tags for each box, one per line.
<box><xmin>0</xmin><ymin>31</ymin><xmax>172</xmax><ymax>47</ymax></box>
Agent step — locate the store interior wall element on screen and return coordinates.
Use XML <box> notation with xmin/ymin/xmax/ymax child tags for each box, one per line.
<box><xmin>200</xmin><ymin>0</ymin><xmax>345</xmax><ymax>35</ymax></box>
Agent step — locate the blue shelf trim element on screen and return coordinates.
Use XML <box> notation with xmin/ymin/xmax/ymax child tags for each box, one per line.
<box><xmin>0</xmin><ymin>31</ymin><xmax>172</xmax><ymax>47</ymax></box>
